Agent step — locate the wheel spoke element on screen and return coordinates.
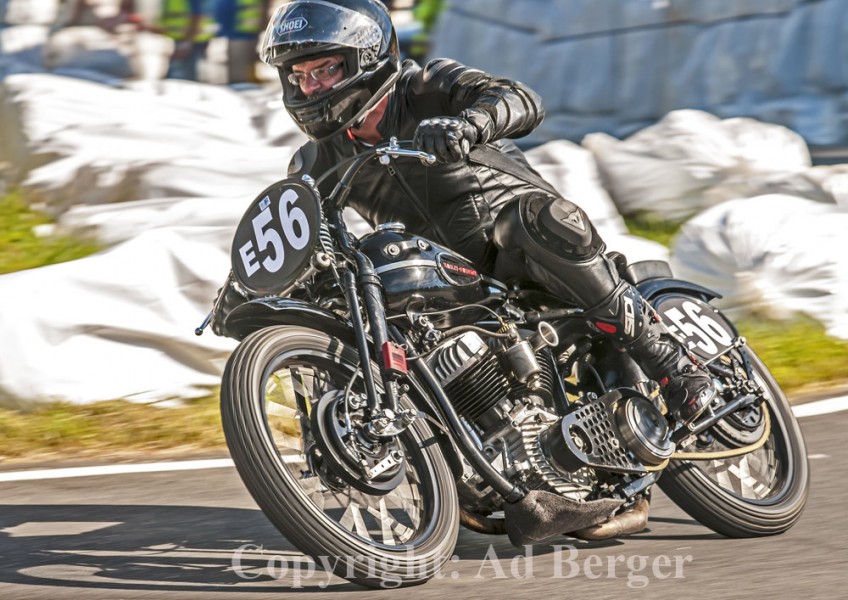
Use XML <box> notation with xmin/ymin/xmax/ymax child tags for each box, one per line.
<box><xmin>685</xmin><ymin>427</ymin><xmax>778</xmax><ymax>497</ymax></box>
<box><xmin>300</xmin><ymin>475</ymin><xmax>327</xmax><ymax>509</ymax></box>
<box><xmin>385</xmin><ymin>485</ymin><xmax>421</xmax><ymax>517</ymax></box>
<box><xmin>656</xmin><ymin>340</ymin><xmax>807</xmax><ymax>536</ymax></box>
<box><xmin>684</xmin><ymin>386</ymin><xmax>785</xmax><ymax>499</ymax></box>
<box><xmin>339</xmin><ymin>501</ymin><xmax>372</xmax><ymax>539</ymax></box>
<box><xmin>365</xmin><ymin>497</ymin><xmax>414</xmax><ymax>545</ymax></box>
<box><xmin>260</xmin><ymin>355</ymin><xmax>434</xmax><ymax>549</ymax></box>
<box><xmin>729</xmin><ymin>457</ymin><xmax>756</xmax><ymax>497</ymax></box>
<box><xmin>291</xmin><ymin>367</ymin><xmax>316</xmax><ymax>409</ymax></box>
<box><xmin>672</xmin><ymin>345</ymin><xmax>791</xmax><ymax>501</ymax></box>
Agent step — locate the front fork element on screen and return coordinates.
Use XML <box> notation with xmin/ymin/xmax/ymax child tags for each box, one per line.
<box><xmin>339</xmin><ymin>251</ymin><xmax>414</xmax><ymax>438</ymax></box>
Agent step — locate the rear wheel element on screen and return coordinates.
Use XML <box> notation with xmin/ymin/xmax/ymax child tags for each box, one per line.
<box><xmin>221</xmin><ymin>325</ymin><xmax>459</xmax><ymax>587</ymax></box>
<box><xmin>658</xmin><ymin>348</ymin><xmax>809</xmax><ymax>537</ymax></box>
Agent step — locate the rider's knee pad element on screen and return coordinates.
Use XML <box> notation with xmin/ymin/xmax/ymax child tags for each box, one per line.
<box><xmin>495</xmin><ymin>194</ymin><xmax>605</xmax><ymax>258</ymax></box>
<box><xmin>493</xmin><ymin>194</ymin><xmax>619</xmax><ymax>307</ymax></box>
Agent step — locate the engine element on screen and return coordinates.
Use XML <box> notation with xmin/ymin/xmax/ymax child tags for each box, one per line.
<box><xmin>426</xmin><ymin>331</ymin><xmax>596</xmax><ymax>510</ymax></box>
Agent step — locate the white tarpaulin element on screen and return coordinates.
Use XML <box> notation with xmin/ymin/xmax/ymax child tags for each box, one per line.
<box><xmin>671</xmin><ymin>194</ymin><xmax>848</xmax><ymax>340</ymax></box>
<box><xmin>0</xmin><ymin>73</ymin><xmax>304</xmax><ymax>408</ymax></box>
<box><xmin>0</xmin><ymin>217</ymin><xmax>240</xmax><ymax>408</ymax></box>
<box><xmin>431</xmin><ymin>0</ymin><xmax>848</xmax><ymax>148</ymax></box>
<box><xmin>0</xmin><ymin>74</ymin><xmax>302</xmax><ymax>210</ymax></box>
<box><xmin>582</xmin><ymin>109</ymin><xmax>821</xmax><ymax>222</ymax></box>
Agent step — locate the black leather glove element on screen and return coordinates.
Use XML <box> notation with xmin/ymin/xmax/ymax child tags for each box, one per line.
<box><xmin>413</xmin><ymin>116</ymin><xmax>479</xmax><ymax>163</ymax></box>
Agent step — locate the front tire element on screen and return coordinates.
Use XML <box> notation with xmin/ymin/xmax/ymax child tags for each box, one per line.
<box><xmin>658</xmin><ymin>348</ymin><xmax>809</xmax><ymax>537</ymax></box>
<box><xmin>221</xmin><ymin>325</ymin><xmax>459</xmax><ymax>587</ymax></box>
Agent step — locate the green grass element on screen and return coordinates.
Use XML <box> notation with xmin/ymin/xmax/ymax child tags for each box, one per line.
<box><xmin>624</xmin><ymin>214</ymin><xmax>683</xmax><ymax>248</ymax></box>
<box><xmin>0</xmin><ymin>395</ymin><xmax>225</xmax><ymax>462</ymax></box>
<box><xmin>0</xmin><ymin>189</ymin><xmax>100</xmax><ymax>274</ymax></box>
<box><xmin>0</xmin><ymin>196</ymin><xmax>846</xmax><ymax>463</ymax></box>
<box><xmin>735</xmin><ymin>315</ymin><xmax>848</xmax><ymax>395</ymax></box>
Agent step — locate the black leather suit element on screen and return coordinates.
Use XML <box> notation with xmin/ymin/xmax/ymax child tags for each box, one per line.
<box><xmin>287</xmin><ymin>58</ymin><xmax>623</xmax><ymax>311</ymax></box>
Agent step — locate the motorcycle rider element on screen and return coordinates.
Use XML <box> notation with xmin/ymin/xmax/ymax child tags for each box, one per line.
<box><xmin>215</xmin><ymin>0</ymin><xmax>717</xmax><ymax>534</ymax></box>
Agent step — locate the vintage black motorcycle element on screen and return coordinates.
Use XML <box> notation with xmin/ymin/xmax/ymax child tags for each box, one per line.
<box><xmin>199</xmin><ymin>138</ymin><xmax>808</xmax><ymax>588</ymax></box>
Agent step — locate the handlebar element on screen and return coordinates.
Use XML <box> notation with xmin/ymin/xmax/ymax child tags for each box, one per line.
<box><xmin>326</xmin><ymin>138</ymin><xmax>436</xmax><ymax>210</ymax></box>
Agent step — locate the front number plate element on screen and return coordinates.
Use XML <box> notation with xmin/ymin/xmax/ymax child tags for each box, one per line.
<box><xmin>231</xmin><ymin>179</ymin><xmax>322</xmax><ymax>296</ymax></box>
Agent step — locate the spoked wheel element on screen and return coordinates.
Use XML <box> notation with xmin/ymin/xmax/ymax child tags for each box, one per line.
<box><xmin>658</xmin><ymin>347</ymin><xmax>809</xmax><ymax>537</ymax></box>
<box><xmin>221</xmin><ymin>325</ymin><xmax>459</xmax><ymax>588</ymax></box>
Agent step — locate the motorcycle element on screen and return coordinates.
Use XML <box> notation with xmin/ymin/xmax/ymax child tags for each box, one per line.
<box><xmin>198</xmin><ymin>138</ymin><xmax>809</xmax><ymax>588</ymax></box>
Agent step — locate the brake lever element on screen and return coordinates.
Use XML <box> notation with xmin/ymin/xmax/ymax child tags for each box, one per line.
<box><xmin>376</xmin><ymin>136</ymin><xmax>436</xmax><ymax>165</ymax></box>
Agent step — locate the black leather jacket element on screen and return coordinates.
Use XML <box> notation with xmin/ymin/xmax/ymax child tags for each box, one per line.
<box><xmin>287</xmin><ymin>58</ymin><xmax>548</xmax><ymax>272</ymax></box>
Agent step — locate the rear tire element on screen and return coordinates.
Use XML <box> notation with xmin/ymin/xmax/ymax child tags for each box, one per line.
<box><xmin>221</xmin><ymin>325</ymin><xmax>459</xmax><ymax>587</ymax></box>
<box><xmin>658</xmin><ymin>349</ymin><xmax>809</xmax><ymax>537</ymax></box>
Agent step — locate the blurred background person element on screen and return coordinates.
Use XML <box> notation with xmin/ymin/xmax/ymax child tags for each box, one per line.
<box><xmin>115</xmin><ymin>0</ymin><xmax>217</xmax><ymax>81</ymax></box>
<box><xmin>152</xmin><ymin>0</ymin><xmax>216</xmax><ymax>80</ymax></box>
<box><xmin>211</xmin><ymin>0</ymin><xmax>270</xmax><ymax>84</ymax></box>
<box><xmin>51</xmin><ymin>0</ymin><xmax>93</xmax><ymax>30</ymax></box>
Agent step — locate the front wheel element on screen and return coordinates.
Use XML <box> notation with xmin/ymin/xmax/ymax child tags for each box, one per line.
<box><xmin>221</xmin><ymin>325</ymin><xmax>459</xmax><ymax>588</ymax></box>
<box><xmin>658</xmin><ymin>347</ymin><xmax>809</xmax><ymax>537</ymax></box>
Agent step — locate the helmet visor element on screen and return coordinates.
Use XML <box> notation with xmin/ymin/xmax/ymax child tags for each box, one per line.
<box><xmin>262</xmin><ymin>0</ymin><xmax>384</xmax><ymax>65</ymax></box>
<box><xmin>277</xmin><ymin>47</ymin><xmax>360</xmax><ymax>105</ymax></box>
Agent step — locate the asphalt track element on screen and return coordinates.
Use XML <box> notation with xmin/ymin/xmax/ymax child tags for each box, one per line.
<box><xmin>1</xmin><ymin>399</ymin><xmax>846</xmax><ymax>600</ymax></box>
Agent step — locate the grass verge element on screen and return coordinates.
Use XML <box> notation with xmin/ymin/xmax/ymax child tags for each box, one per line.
<box><xmin>735</xmin><ymin>315</ymin><xmax>848</xmax><ymax>395</ymax></box>
<box><xmin>623</xmin><ymin>214</ymin><xmax>682</xmax><ymax>248</ymax></box>
<box><xmin>0</xmin><ymin>188</ymin><xmax>100</xmax><ymax>274</ymax></box>
<box><xmin>0</xmin><ymin>395</ymin><xmax>226</xmax><ymax>463</ymax></box>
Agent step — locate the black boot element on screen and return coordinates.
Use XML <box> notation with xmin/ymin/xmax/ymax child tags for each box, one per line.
<box><xmin>587</xmin><ymin>282</ymin><xmax>716</xmax><ymax>424</ymax></box>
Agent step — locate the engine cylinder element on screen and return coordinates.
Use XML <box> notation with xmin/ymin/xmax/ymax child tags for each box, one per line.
<box><xmin>443</xmin><ymin>353</ymin><xmax>511</xmax><ymax>421</ymax></box>
<box><xmin>427</xmin><ymin>332</ymin><xmax>510</xmax><ymax>421</ymax></box>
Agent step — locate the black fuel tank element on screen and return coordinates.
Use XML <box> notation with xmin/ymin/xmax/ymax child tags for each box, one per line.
<box><xmin>357</xmin><ymin>224</ymin><xmax>506</xmax><ymax>325</ymax></box>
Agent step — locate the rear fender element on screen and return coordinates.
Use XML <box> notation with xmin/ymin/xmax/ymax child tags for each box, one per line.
<box><xmin>636</xmin><ymin>277</ymin><xmax>721</xmax><ymax>304</ymax></box>
<box><xmin>616</xmin><ymin>258</ymin><xmax>721</xmax><ymax>303</ymax></box>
